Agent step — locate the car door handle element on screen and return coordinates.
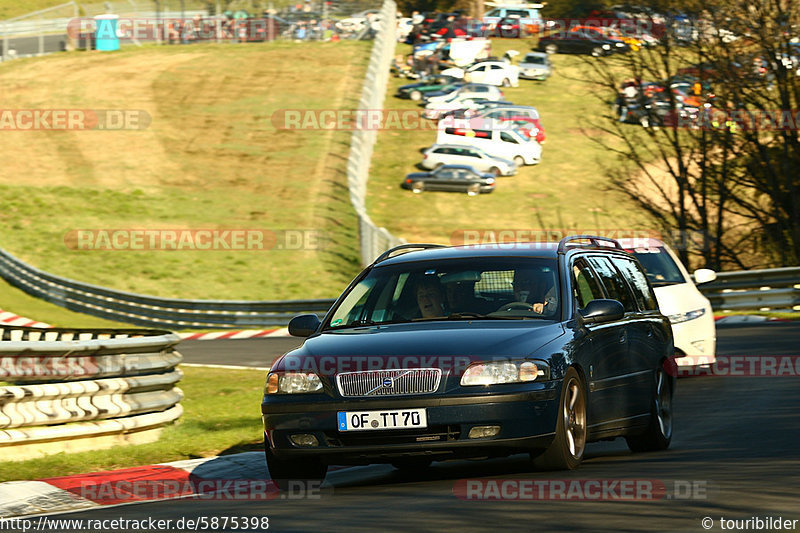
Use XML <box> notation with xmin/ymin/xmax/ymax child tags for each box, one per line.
<box><xmin>619</xmin><ymin>333</ymin><xmax>627</xmax><ymax>344</ymax></box>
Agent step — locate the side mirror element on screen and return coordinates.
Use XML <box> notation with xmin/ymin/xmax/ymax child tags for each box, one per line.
<box><xmin>580</xmin><ymin>299</ymin><xmax>625</xmax><ymax>324</ymax></box>
<box><xmin>288</xmin><ymin>314</ymin><xmax>321</xmax><ymax>338</ymax></box>
<box><xmin>693</xmin><ymin>268</ymin><xmax>717</xmax><ymax>285</ymax></box>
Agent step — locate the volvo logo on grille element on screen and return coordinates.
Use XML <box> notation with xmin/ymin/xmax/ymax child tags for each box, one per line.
<box><xmin>383</xmin><ymin>378</ymin><xmax>393</xmax><ymax>388</ymax></box>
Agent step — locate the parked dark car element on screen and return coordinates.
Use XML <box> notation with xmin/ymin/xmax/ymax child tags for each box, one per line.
<box><xmin>239</xmin><ymin>16</ymin><xmax>289</xmax><ymax>42</ymax></box>
<box><xmin>538</xmin><ymin>29</ymin><xmax>626</xmax><ymax>56</ymax></box>
<box><xmin>262</xmin><ymin>236</ymin><xmax>675</xmax><ymax>488</ymax></box>
<box><xmin>492</xmin><ymin>16</ymin><xmax>524</xmax><ymax>38</ymax></box>
<box><xmin>396</xmin><ymin>75</ymin><xmax>461</xmax><ymax>101</ymax></box>
<box><xmin>401</xmin><ymin>165</ymin><xmax>496</xmax><ymax>195</ymax></box>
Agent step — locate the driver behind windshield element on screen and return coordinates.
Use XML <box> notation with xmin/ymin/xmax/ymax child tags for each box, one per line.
<box><xmin>510</xmin><ymin>268</ymin><xmax>557</xmax><ymax>315</ymax></box>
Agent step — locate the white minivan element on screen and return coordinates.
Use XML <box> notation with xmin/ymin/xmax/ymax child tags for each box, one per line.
<box><xmin>436</xmin><ymin>123</ymin><xmax>542</xmax><ymax>166</ymax></box>
<box><xmin>618</xmin><ymin>238</ymin><xmax>717</xmax><ymax>368</ymax></box>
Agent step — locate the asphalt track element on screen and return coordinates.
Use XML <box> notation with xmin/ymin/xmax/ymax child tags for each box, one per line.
<box><xmin>52</xmin><ymin>323</ymin><xmax>800</xmax><ymax>532</ymax></box>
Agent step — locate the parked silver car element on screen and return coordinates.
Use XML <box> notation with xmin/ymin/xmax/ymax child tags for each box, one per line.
<box><xmin>421</xmin><ymin>144</ymin><xmax>518</xmax><ymax>176</ymax></box>
<box><xmin>518</xmin><ymin>52</ymin><xmax>553</xmax><ymax>81</ymax></box>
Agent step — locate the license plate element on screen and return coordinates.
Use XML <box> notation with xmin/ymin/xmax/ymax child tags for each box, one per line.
<box><xmin>337</xmin><ymin>409</ymin><xmax>427</xmax><ymax>432</ymax></box>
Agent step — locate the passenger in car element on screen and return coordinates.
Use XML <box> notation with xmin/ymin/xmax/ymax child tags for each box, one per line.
<box><xmin>415</xmin><ymin>277</ymin><xmax>447</xmax><ymax>318</ymax></box>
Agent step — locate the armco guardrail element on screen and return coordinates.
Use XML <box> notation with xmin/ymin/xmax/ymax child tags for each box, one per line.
<box><xmin>347</xmin><ymin>0</ymin><xmax>406</xmax><ymax>266</ymax></box>
<box><xmin>0</xmin><ymin>246</ymin><xmax>336</xmax><ymax>329</ymax></box>
<box><xmin>698</xmin><ymin>267</ymin><xmax>800</xmax><ymax>311</ymax></box>
<box><xmin>0</xmin><ymin>326</ymin><xmax>183</xmax><ymax>459</ymax></box>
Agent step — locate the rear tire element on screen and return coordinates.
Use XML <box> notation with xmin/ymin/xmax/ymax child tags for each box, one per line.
<box><xmin>411</xmin><ymin>181</ymin><xmax>425</xmax><ymax>194</ymax></box>
<box><xmin>410</xmin><ymin>90</ymin><xmax>422</xmax><ymax>101</ymax></box>
<box><xmin>625</xmin><ymin>365</ymin><xmax>673</xmax><ymax>452</ymax></box>
<box><xmin>545</xmin><ymin>43</ymin><xmax>557</xmax><ymax>54</ymax></box>
<box><xmin>534</xmin><ymin>368</ymin><xmax>586</xmax><ymax>470</ymax></box>
<box><xmin>265</xmin><ymin>444</ymin><xmax>327</xmax><ymax>491</ymax></box>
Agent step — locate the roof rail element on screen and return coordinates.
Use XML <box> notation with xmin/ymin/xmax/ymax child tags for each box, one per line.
<box><xmin>374</xmin><ymin>244</ymin><xmax>449</xmax><ymax>264</ymax></box>
<box><xmin>557</xmin><ymin>235</ymin><xmax>624</xmax><ymax>255</ymax></box>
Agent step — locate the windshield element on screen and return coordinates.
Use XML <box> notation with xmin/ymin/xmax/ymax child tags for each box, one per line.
<box><xmin>326</xmin><ymin>258</ymin><xmax>560</xmax><ymax>329</ymax></box>
<box><xmin>628</xmin><ymin>247</ymin><xmax>686</xmax><ymax>286</ymax></box>
<box><xmin>524</xmin><ymin>55</ymin><xmax>546</xmax><ymax>65</ymax></box>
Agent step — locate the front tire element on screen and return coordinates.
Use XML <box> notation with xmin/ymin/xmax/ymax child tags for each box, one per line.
<box><xmin>534</xmin><ymin>368</ymin><xmax>586</xmax><ymax>470</ymax></box>
<box><xmin>591</xmin><ymin>46</ymin><xmax>603</xmax><ymax>57</ymax></box>
<box><xmin>513</xmin><ymin>155</ymin><xmax>525</xmax><ymax>166</ymax></box>
<box><xmin>626</xmin><ymin>365</ymin><xmax>673</xmax><ymax>452</ymax></box>
<box><xmin>489</xmin><ymin>166</ymin><xmax>501</xmax><ymax>176</ymax></box>
<box><xmin>410</xmin><ymin>90</ymin><xmax>422</xmax><ymax>101</ymax></box>
<box><xmin>466</xmin><ymin>183</ymin><xmax>480</xmax><ymax>196</ymax></box>
<box><xmin>545</xmin><ymin>43</ymin><xmax>558</xmax><ymax>54</ymax></box>
<box><xmin>265</xmin><ymin>444</ymin><xmax>327</xmax><ymax>491</ymax></box>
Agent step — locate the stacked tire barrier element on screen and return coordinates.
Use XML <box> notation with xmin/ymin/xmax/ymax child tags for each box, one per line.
<box><xmin>347</xmin><ymin>0</ymin><xmax>406</xmax><ymax>266</ymax></box>
<box><xmin>0</xmin><ymin>326</ymin><xmax>183</xmax><ymax>460</ymax></box>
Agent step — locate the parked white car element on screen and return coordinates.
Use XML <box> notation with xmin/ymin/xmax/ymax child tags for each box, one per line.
<box><xmin>437</xmin><ymin>121</ymin><xmax>542</xmax><ymax>166</ymax></box>
<box><xmin>441</xmin><ymin>61</ymin><xmax>520</xmax><ymax>87</ymax></box>
<box><xmin>421</xmin><ymin>144</ymin><xmax>518</xmax><ymax>176</ymax></box>
<box><xmin>618</xmin><ymin>238</ymin><xmax>717</xmax><ymax>368</ymax></box>
<box><xmin>423</xmin><ymin>94</ymin><xmax>505</xmax><ymax>120</ymax></box>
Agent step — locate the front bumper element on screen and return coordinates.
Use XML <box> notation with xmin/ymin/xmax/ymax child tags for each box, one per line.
<box><xmin>262</xmin><ymin>384</ymin><xmax>559</xmax><ymax>463</ymax></box>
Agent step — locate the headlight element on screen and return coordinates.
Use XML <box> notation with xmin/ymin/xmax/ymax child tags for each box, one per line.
<box><xmin>667</xmin><ymin>308</ymin><xmax>706</xmax><ymax>324</ymax></box>
<box><xmin>602</xmin><ymin>44</ymin><xmax>611</xmax><ymax>50</ymax></box>
<box><xmin>460</xmin><ymin>360</ymin><xmax>548</xmax><ymax>386</ymax></box>
<box><xmin>266</xmin><ymin>372</ymin><xmax>323</xmax><ymax>394</ymax></box>
<box><xmin>616</xmin><ymin>42</ymin><xmax>625</xmax><ymax>47</ymax></box>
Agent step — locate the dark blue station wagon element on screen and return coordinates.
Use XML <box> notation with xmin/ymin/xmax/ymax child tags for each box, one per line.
<box><xmin>261</xmin><ymin>236</ymin><xmax>675</xmax><ymax>488</ymax></box>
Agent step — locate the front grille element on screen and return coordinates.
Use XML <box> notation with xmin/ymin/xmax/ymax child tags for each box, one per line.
<box><xmin>335</xmin><ymin>368</ymin><xmax>442</xmax><ymax>397</ymax></box>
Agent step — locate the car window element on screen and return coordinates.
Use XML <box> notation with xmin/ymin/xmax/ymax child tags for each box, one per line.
<box><xmin>463</xmin><ymin>149</ymin><xmax>480</xmax><ymax>158</ymax></box>
<box><xmin>486</xmin><ymin>8</ymin><xmax>500</xmax><ymax>16</ymax></box>
<box><xmin>571</xmin><ymin>258</ymin><xmax>606</xmax><ymax>309</ymax></box>
<box><xmin>436</xmin><ymin>168</ymin><xmax>456</xmax><ymax>178</ymax></box>
<box><xmin>500</xmin><ymin>132</ymin><xmax>518</xmax><ymax>144</ymax></box>
<box><xmin>586</xmin><ymin>256</ymin><xmax>636</xmax><ymax>312</ymax></box>
<box><xmin>490</xmin><ymin>64</ymin><xmax>504</xmax><ymax>70</ymax></box>
<box><xmin>610</xmin><ymin>256</ymin><xmax>659</xmax><ymax>311</ymax></box>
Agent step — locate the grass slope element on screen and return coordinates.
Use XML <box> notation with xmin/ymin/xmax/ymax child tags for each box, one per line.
<box><xmin>0</xmin><ymin>41</ymin><xmax>368</xmax><ymax>300</ymax></box>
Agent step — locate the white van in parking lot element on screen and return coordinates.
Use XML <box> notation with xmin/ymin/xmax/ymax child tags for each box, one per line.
<box><xmin>436</xmin><ymin>124</ymin><xmax>542</xmax><ymax>166</ymax></box>
<box><xmin>618</xmin><ymin>238</ymin><xmax>717</xmax><ymax>368</ymax></box>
